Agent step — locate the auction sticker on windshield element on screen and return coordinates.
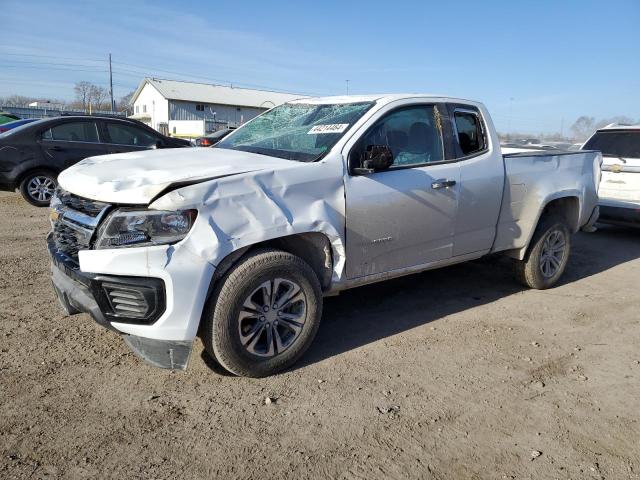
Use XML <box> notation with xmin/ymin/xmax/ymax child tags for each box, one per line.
<box><xmin>307</xmin><ymin>124</ymin><xmax>349</xmax><ymax>134</ymax></box>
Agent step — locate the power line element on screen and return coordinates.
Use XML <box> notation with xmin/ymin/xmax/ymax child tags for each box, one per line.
<box><xmin>0</xmin><ymin>55</ymin><xmax>318</xmax><ymax>94</ymax></box>
<box><xmin>0</xmin><ymin>77</ymin><xmax>135</xmax><ymax>90</ymax></box>
<box><xmin>0</xmin><ymin>54</ymin><xmax>331</xmax><ymax>97</ymax></box>
<box><xmin>0</xmin><ymin>64</ymin><xmax>108</xmax><ymax>73</ymax></box>
<box><xmin>0</xmin><ymin>59</ymin><xmax>106</xmax><ymax>68</ymax></box>
<box><xmin>0</xmin><ymin>52</ymin><xmax>104</xmax><ymax>63</ymax></box>
<box><xmin>110</xmin><ymin>61</ymin><xmax>327</xmax><ymax>95</ymax></box>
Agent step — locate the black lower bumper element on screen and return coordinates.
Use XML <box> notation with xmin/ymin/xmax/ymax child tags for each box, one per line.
<box><xmin>50</xmin><ymin>261</ymin><xmax>117</xmax><ymax>332</ymax></box>
<box><xmin>47</xmin><ymin>235</ymin><xmax>191</xmax><ymax>370</ymax></box>
<box><xmin>598</xmin><ymin>205</ymin><xmax>640</xmax><ymax>227</ymax></box>
<box><xmin>47</xmin><ymin>234</ymin><xmax>166</xmax><ymax>326</ymax></box>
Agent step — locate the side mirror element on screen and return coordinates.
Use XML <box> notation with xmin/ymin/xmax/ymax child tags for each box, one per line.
<box><xmin>151</xmin><ymin>140</ymin><xmax>163</xmax><ymax>150</ymax></box>
<box><xmin>353</xmin><ymin>145</ymin><xmax>394</xmax><ymax>175</ymax></box>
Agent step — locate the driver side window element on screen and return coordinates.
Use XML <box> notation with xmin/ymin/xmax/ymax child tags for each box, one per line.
<box><xmin>356</xmin><ymin>105</ymin><xmax>444</xmax><ymax>168</ymax></box>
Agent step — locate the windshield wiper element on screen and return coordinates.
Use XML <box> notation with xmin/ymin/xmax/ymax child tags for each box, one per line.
<box><xmin>603</xmin><ymin>154</ymin><xmax>627</xmax><ymax>164</ymax></box>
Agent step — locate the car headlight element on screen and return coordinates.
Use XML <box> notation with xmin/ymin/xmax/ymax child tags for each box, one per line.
<box><xmin>49</xmin><ymin>189</ymin><xmax>62</xmax><ymax>228</ymax></box>
<box><xmin>95</xmin><ymin>209</ymin><xmax>197</xmax><ymax>249</ymax></box>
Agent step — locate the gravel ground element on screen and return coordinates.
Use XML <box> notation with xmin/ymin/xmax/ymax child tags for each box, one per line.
<box><xmin>0</xmin><ymin>190</ymin><xmax>639</xmax><ymax>479</ymax></box>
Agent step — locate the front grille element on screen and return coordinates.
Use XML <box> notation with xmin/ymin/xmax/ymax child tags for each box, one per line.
<box><xmin>50</xmin><ymin>189</ymin><xmax>111</xmax><ymax>264</ymax></box>
<box><xmin>52</xmin><ymin>221</ymin><xmax>92</xmax><ymax>261</ymax></box>
<box><xmin>57</xmin><ymin>189</ymin><xmax>109</xmax><ymax>217</ymax></box>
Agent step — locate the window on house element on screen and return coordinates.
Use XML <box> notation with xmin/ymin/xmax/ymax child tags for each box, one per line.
<box><xmin>135</xmin><ymin>105</ymin><xmax>139</xmax><ymax>114</ymax></box>
<box><xmin>143</xmin><ymin>105</ymin><xmax>147</xmax><ymax>113</ymax></box>
<box><xmin>195</xmin><ymin>104</ymin><xmax>206</xmax><ymax>111</ymax></box>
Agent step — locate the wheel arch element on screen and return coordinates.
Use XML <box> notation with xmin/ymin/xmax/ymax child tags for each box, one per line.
<box><xmin>209</xmin><ymin>232</ymin><xmax>334</xmax><ymax>294</ymax></box>
<box><xmin>15</xmin><ymin>166</ymin><xmax>60</xmax><ymax>191</ymax></box>
<box><xmin>540</xmin><ymin>195</ymin><xmax>581</xmax><ymax>233</ymax></box>
<box><xmin>505</xmin><ymin>194</ymin><xmax>581</xmax><ymax>260</ymax></box>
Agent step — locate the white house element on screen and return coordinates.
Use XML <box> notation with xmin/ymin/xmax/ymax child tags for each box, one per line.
<box><xmin>129</xmin><ymin>78</ymin><xmax>303</xmax><ymax>137</ymax></box>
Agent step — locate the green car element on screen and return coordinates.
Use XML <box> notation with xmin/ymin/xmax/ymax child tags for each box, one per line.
<box><xmin>0</xmin><ymin>112</ymin><xmax>21</xmax><ymax>125</ymax></box>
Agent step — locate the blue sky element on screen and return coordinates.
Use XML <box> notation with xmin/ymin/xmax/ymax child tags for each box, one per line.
<box><xmin>1</xmin><ymin>0</ymin><xmax>638</xmax><ymax>134</ymax></box>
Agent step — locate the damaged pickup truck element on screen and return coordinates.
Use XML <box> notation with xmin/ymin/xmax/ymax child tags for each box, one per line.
<box><xmin>48</xmin><ymin>95</ymin><xmax>601</xmax><ymax>376</ymax></box>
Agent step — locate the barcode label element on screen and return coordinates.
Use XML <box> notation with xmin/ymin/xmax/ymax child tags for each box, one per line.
<box><xmin>307</xmin><ymin>124</ymin><xmax>349</xmax><ymax>134</ymax></box>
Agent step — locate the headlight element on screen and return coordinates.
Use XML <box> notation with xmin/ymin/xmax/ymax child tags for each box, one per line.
<box><xmin>49</xmin><ymin>189</ymin><xmax>62</xmax><ymax>228</ymax></box>
<box><xmin>95</xmin><ymin>209</ymin><xmax>197</xmax><ymax>249</ymax></box>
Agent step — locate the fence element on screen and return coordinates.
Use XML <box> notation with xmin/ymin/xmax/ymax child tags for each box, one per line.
<box><xmin>1</xmin><ymin>105</ymin><xmax>126</xmax><ymax>119</ymax></box>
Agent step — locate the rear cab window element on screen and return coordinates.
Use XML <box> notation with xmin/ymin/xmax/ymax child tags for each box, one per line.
<box><xmin>451</xmin><ymin>107</ymin><xmax>487</xmax><ymax>157</ymax></box>
<box><xmin>42</xmin><ymin>122</ymin><xmax>100</xmax><ymax>143</ymax></box>
<box><xmin>583</xmin><ymin>130</ymin><xmax>640</xmax><ymax>158</ymax></box>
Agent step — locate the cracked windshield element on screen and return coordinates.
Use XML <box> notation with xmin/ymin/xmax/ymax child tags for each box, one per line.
<box><xmin>216</xmin><ymin>102</ymin><xmax>374</xmax><ymax>161</ymax></box>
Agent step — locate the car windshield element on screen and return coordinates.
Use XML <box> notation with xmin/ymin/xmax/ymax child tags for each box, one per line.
<box><xmin>216</xmin><ymin>101</ymin><xmax>374</xmax><ymax>162</ymax></box>
<box><xmin>583</xmin><ymin>130</ymin><xmax>640</xmax><ymax>158</ymax></box>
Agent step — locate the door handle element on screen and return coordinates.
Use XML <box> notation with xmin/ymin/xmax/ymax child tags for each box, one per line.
<box><xmin>431</xmin><ymin>179</ymin><xmax>457</xmax><ymax>189</ymax></box>
<box><xmin>50</xmin><ymin>145</ymin><xmax>64</xmax><ymax>152</ymax></box>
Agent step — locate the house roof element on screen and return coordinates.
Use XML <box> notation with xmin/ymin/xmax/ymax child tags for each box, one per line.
<box><xmin>132</xmin><ymin>78</ymin><xmax>305</xmax><ymax>109</ymax></box>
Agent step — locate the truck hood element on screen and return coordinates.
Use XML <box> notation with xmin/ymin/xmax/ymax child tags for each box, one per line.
<box><xmin>57</xmin><ymin>147</ymin><xmax>300</xmax><ymax>204</ymax></box>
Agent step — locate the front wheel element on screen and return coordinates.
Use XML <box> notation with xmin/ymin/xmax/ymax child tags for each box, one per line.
<box><xmin>19</xmin><ymin>170</ymin><xmax>57</xmax><ymax>207</ymax></box>
<box><xmin>515</xmin><ymin>215</ymin><xmax>572</xmax><ymax>289</ymax></box>
<box><xmin>202</xmin><ymin>249</ymin><xmax>323</xmax><ymax>377</ymax></box>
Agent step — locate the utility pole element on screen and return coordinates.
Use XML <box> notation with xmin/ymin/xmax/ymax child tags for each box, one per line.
<box><xmin>109</xmin><ymin>53</ymin><xmax>114</xmax><ymax>112</ymax></box>
<box><xmin>507</xmin><ymin>97</ymin><xmax>514</xmax><ymax>132</ymax></box>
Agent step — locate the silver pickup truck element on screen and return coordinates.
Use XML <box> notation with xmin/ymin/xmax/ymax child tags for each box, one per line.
<box><xmin>48</xmin><ymin>95</ymin><xmax>601</xmax><ymax>376</ymax></box>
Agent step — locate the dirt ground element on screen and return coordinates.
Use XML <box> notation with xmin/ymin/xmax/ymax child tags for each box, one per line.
<box><xmin>0</xmin><ymin>190</ymin><xmax>639</xmax><ymax>480</ymax></box>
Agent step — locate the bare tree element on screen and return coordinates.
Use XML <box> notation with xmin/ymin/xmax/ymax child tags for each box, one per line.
<box><xmin>595</xmin><ymin>116</ymin><xmax>635</xmax><ymax>129</ymax></box>
<box><xmin>117</xmin><ymin>90</ymin><xmax>135</xmax><ymax>108</ymax></box>
<box><xmin>89</xmin><ymin>84</ymin><xmax>108</xmax><ymax>111</ymax></box>
<box><xmin>116</xmin><ymin>90</ymin><xmax>136</xmax><ymax>114</ymax></box>
<box><xmin>74</xmin><ymin>81</ymin><xmax>108</xmax><ymax>111</ymax></box>
<box><xmin>1</xmin><ymin>95</ymin><xmax>31</xmax><ymax>106</ymax></box>
<box><xmin>570</xmin><ymin>115</ymin><xmax>639</xmax><ymax>141</ymax></box>
<box><xmin>570</xmin><ymin>116</ymin><xmax>596</xmax><ymax>141</ymax></box>
<box><xmin>74</xmin><ymin>81</ymin><xmax>93</xmax><ymax>111</ymax></box>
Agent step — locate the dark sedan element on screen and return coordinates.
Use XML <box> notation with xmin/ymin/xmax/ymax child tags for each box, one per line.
<box><xmin>194</xmin><ymin>128</ymin><xmax>235</xmax><ymax>147</ymax></box>
<box><xmin>0</xmin><ymin>115</ymin><xmax>190</xmax><ymax>206</ymax></box>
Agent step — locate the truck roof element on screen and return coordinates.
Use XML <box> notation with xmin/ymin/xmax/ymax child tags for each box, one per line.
<box><xmin>288</xmin><ymin>94</ymin><xmax>483</xmax><ymax>107</ymax></box>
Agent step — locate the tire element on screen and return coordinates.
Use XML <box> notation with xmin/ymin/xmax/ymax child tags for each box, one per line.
<box><xmin>18</xmin><ymin>170</ymin><xmax>58</xmax><ymax>207</ymax></box>
<box><xmin>514</xmin><ymin>215</ymin><xmax>572</xmax><ymax>289</ymax></box>
<box><xmin>202</xmin><ymin>248</ymin><xmax>323</xmax><ymax>377</ymax></box>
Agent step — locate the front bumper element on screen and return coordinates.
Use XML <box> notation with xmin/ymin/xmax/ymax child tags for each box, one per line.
<box><xmin>48</xmin><ymin>235</ymin><xmax>195</xmax><ymax>369</ymax></box>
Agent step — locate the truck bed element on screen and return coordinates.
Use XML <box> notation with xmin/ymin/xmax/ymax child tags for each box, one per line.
<box><xmin>491</xmin><ymin>149</ymin><xmax>601</xmax><ymax>258</ymax></box>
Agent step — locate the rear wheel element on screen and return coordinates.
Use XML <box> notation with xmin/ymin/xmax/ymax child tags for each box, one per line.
<box><xmin>515</xmin><ymin>215</ymin><xmax>571</xmax><ymax>289</ymax></box>
<box><xmin>202</xmin><ymin>249</ymin><xmax>322</xmax><ymax>377</ymax></box>
<box><xmin>19</xmin><ymin>170</ymin><xmax>57</xmax><ymax>207</ymax></box>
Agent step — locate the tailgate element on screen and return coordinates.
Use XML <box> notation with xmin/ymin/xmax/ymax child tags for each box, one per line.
<box><xmin>600</xmin><ymin>157</ymin><xmax>640</xmax><ymax>205</ymax></box>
